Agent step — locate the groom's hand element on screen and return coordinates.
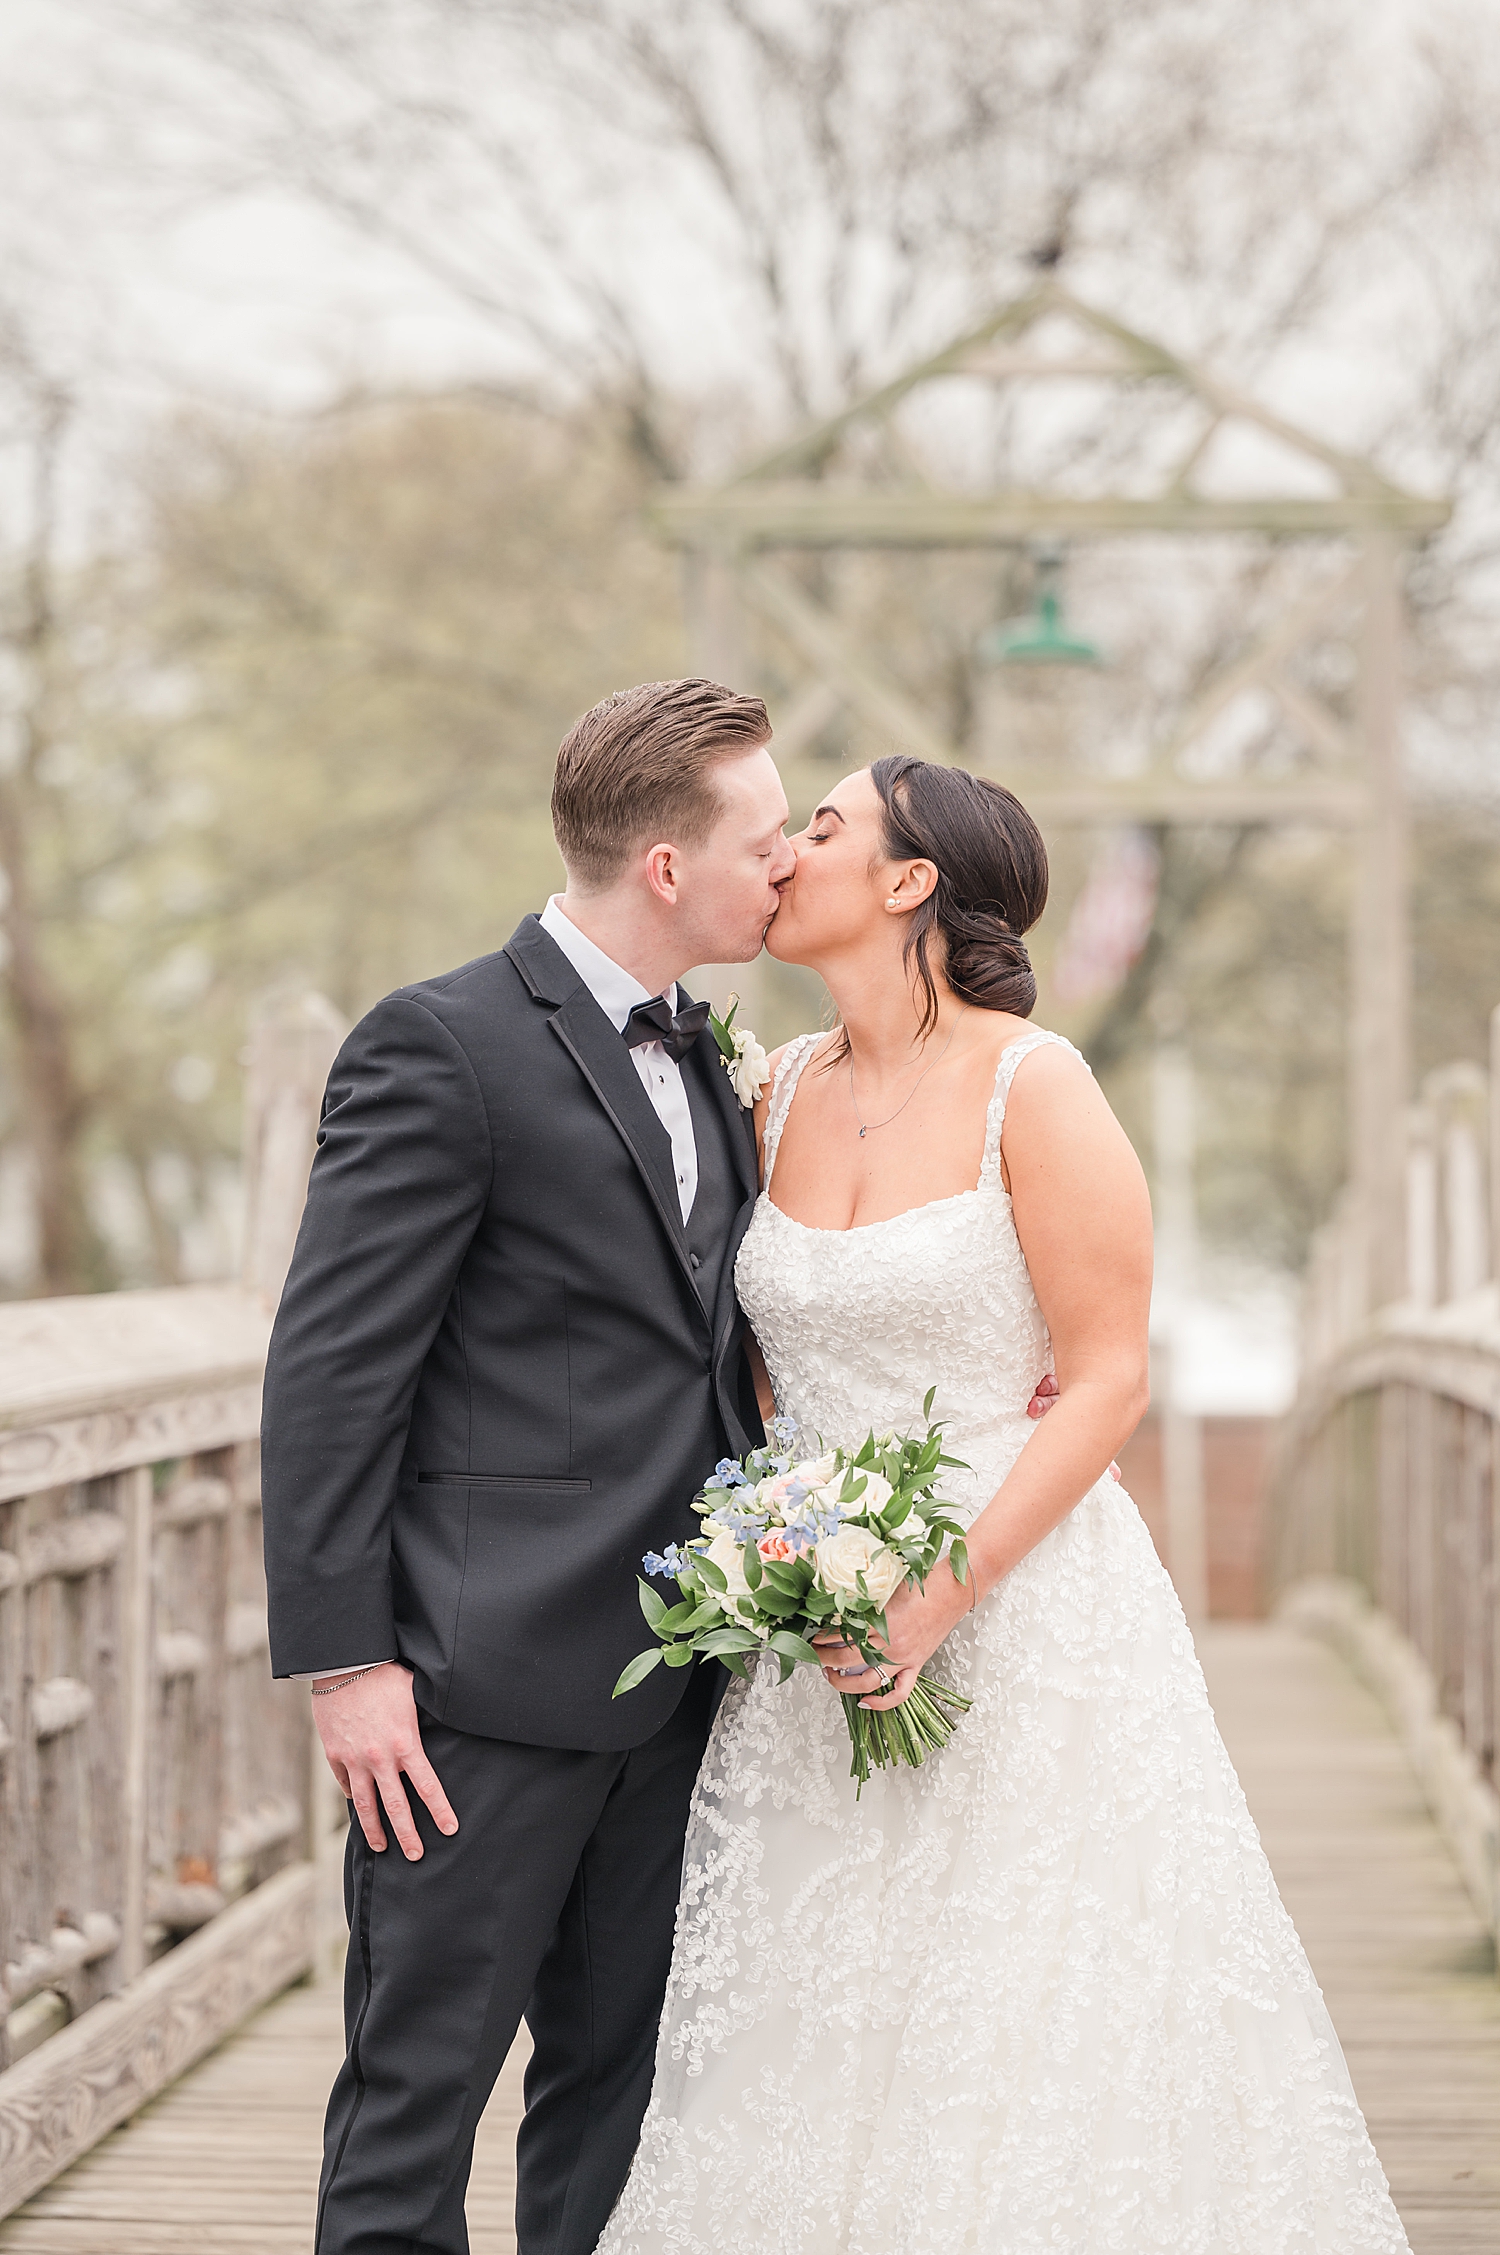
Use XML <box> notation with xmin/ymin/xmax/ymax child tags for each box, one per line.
<box><xmin>312</xmin><ymin>1662</ymin><xmax>459</xmax><ymax>1859</ymax></box>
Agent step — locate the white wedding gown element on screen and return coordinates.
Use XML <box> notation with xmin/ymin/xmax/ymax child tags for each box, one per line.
<box><xmin>596</xmin><ymin>1029</ymin><xmax>1410</xmax><ymax>2255</ymax></box>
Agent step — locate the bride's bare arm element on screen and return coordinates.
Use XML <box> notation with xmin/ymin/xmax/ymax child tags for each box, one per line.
<box><xmin>827</xmin><ymin>1043</ymin><xmax>1153</xmax><ymax>1709</ymax></box>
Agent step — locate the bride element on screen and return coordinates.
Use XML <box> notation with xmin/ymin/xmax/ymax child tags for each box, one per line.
<box><xmin>596</xmin><ymin>755</ymin><xmax>1409</xmax><ymax>2254</ymax></box>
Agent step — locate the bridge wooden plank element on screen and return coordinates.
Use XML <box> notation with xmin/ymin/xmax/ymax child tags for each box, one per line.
<box><xmin>1200</xmin><ymin>1624</ymin><xmax>1500</xmax><ymax>2255</ymax></box>
<box><xmin>0</xmin><ymin>1978</ymin><xmax>526</xmax><ymax>2253</ymax></box>
<box><xmin>2</xmin><ymin>1622</ymin><xmax>1495</xmax><ymax>2253</ymax></box>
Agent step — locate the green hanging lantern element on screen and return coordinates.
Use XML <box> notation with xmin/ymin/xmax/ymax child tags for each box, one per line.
<box><xmin>979</xmin><ymin>548</ymin><xmax>1101</xmax><ymax>667</ymax></box>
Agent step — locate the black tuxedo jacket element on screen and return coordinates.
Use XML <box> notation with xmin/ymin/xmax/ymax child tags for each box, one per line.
<box><xmin>259</xmin><ymin>916</ymin><xmax>763</xmax><ymax>1750</ymax></box>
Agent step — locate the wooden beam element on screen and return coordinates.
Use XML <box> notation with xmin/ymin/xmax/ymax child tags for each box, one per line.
<box><xmin>1269</xmin><ymin>676</ymin><xmax>1354</xmax><ymax>768</ymax></box>
<box><xmin>652</xmin><ymin>486</ymin><xmax>1452</xmax><ymax>547</ymax></box>
<box><xmin>769</xmin><ymin>756</ymin><xmax>1368</xmax><ymax>828</ymax></box>
<box><xmin>1153</xmin><ymin>562</ymin><xmax>1364</xmax><ymax>771</ymax></box>
<box><xmin>767</xmin><ymin>677</ymin><xmax>843</xmax><ymax>760</ymax></box>
<box><xmin>1349</xmin><ymin>533</ymin><xmax>1410</xmax><ymax>1309</ymax></box>
<box><xmin>733</xmin><ymin>286</ymin><xmax>1058</xmax><ymax>483</ymax></box>
<box><xmin>738</xmin><ymin>558</ymin><xmax>955</xmax><ymax>765</ymax></box>
<box><xmin>1013</xmin><ymin>780</ymin><xmax>1369</xmax><ymax>827</ymax></box>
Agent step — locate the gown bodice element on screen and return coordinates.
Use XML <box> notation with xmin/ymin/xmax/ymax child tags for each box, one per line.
<box><xmin>735</xmin><ymin>1025</ymin><xmax>1067</xmax><ymax>1510</ymax></box>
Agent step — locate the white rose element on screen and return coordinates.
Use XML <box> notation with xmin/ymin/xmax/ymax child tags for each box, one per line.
<box><xmin>728</xmin><ymin>1028</ymin><xmax>771</xmax><ymax>1107</ymax></box>
<box><xmin>812</xmin><ymin>1467</ymin><xmax>893</xmax><ymax>1522</ymax></box>
<box><xmin>814</xmin><ymin>1525</ymin><xmax>907</xmax><ymax>1609</ymax></box>
<box><xmin>704</xmin><ymin>1528</ymin><xmax>751</xmax><ymax>1600</ymax></box>
<box><xmin>793</xmin><ymin>1451</ymin><xmax>838</xmax><ymax>1490</ymax></box>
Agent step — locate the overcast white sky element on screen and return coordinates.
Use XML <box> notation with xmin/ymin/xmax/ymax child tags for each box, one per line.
<box><xmin>0</xmin><ymin>0</ymin><xmax>1450</xmax><ymax>460</ymax></box>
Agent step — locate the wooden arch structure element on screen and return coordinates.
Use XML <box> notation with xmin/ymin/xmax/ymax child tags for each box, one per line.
<box><xmin>651</xmin><ymin>280</ymin><xmax>1451</xmax><ymax>1310</ymax></box>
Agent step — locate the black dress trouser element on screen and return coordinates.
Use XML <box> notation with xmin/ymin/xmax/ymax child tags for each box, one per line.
<box><xmin>315</xmin><ymin>1664</ymin><xmax>718</xmax><ymax>2255</ymax></box>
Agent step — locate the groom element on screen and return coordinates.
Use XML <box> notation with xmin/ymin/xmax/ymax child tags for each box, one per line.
<box><xmin>260</xmin><ymin>678</ymin><xmax>794</xmax><ymax>2255</ymax></box>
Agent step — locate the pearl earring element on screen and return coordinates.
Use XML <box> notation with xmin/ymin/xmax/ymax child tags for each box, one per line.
<box><xmin>887</xmin><ymin>896</ymin><xmax>898</xmax><ymax>907</ymax></box>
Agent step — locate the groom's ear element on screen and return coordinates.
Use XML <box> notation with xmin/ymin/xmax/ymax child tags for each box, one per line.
<box><xmin>642</xmin><ymin>841</ymin><xmax>683</xmax><ymax>908</ymax></box>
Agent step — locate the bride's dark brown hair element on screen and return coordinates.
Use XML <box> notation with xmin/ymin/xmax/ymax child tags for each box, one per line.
<box><xmin>863</xmin><ymin>754</ymin><xmax>1049</xmax><ymax>1041</ymax></box>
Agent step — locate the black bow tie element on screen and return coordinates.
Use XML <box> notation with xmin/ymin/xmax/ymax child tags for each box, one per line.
<box><xmin>621</xmin><ymin>995</ymin><xmax>712</xmax><ymax>1062</ymax></box>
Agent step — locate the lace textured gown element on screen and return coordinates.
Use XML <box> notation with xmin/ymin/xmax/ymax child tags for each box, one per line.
<box><xmin>596</xmin><ymin>1029</ymin><xmax>1410</xmax><ymax>2255</ymax></box>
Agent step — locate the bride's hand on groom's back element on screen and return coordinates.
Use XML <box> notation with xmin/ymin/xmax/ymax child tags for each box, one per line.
<box><xmin>313</xmin><ymin>1662</ymin><xmax>459</xmax><ymax>1859</ymax></box>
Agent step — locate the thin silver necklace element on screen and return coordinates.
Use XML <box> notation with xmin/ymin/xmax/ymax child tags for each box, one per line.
<box><xmin>848</xmin><ymin>1008</ymin><xmax>969</xmax><ymax>1139</ymax></box>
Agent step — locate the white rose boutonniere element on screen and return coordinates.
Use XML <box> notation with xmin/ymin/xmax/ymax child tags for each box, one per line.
<box><xmin>708</xmin><ymin>994</ymin><xmax>771</xmax><ymax>1109</ymax></box>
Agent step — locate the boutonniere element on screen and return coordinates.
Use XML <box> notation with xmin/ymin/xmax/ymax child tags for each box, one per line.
<box><xmin>708</xmin><ymin>994</ymin><xmax>771</xmax><ymax>1109</ymax></box>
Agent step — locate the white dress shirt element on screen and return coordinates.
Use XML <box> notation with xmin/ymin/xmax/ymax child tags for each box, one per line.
<box><xmin>538</xmin><ymin>895</ymin><xmax>699</xmax><ymax>1224</ymax></box>
<box><xmin>300</xmin><ymin>901</ymin><xmax>701</xmax><ymax>1684</ymax></box>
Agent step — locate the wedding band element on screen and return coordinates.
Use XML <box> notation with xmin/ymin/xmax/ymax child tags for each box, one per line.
<box><xmin>875</xmin><ymin>1670</ymin><xmax>894</xmax><ymax>1695</ymax></box>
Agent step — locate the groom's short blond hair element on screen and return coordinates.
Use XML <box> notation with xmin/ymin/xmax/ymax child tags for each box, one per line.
<box><xmin>551</xmin><ymin>677</ymin><xmax>771</xmax><ymax>889</ymax></box>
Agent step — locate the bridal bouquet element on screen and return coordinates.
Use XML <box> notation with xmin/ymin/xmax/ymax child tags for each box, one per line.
<box><xmin>614</xmin><ymin>1396</ymin><xmax>973</xmax><ymax>1791</ymax></box>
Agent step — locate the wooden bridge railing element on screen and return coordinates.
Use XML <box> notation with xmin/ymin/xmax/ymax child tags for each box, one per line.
<box><xmin>0</xmin><ymin>990</ymin><xmax>346</xmax><ymax>2218</ymax></box>
<box><xmin>1270</xmin><ymin>1005</ymin><xmax>1500</xmax><ymax>1947</ymax></box>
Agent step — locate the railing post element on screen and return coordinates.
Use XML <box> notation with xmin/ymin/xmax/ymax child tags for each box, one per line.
<box><xmin>1491</xmin><ymin>1004</ymin><xmax>1500</xmax><ymax>1289</ymax></box>
<box><xmin>117</xmin><ymin>1466</ymin><xmax>153</xmax><ymax>1987</ymax></box>
<box><xmin>1425</xmin><ymin>1063</ymin><xmax>1488</xmax><ymax>1303</ymax></box>
<box><xmin>1405</xmin><ymin>1105</ymin><xmax>1438</xmax><ymax>1311</ymax></box>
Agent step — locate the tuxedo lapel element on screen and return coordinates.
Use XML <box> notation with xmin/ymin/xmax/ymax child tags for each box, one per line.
<box><xmin>505</xmin><ymin>918</ymin><xmax>708</xmax><ymax>1323</ymax></box>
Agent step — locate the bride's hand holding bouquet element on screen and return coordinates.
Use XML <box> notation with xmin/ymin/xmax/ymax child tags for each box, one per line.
<box><xmin>613</xmin><ymin>1393</ymin><xmax>974</xmax><ymax>1790</ymax></box>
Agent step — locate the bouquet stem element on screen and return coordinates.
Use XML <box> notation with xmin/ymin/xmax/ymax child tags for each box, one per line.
<box><xmin>842</xmin><ymin>1672</ymin><xmax>971</xmax><ymax>1794</ymax></box>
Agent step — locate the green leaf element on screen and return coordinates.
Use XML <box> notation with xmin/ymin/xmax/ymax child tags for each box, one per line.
<box><xmin>695</xmin><ymin>1553</ymin><xmax>728</xmax><ymax>1592</ymax></box>
<box><xmin>638</xmin><ymin>1577</ymin><xmax>668</xmax><ymax>1630</ymax></box>
<box><xmin>761</xmin><ymin>1560</ymin><xmax>809</xmax><ymax>1596</ymax></box>
<box><xmin>923</xmin><ymin>1385</ymin><xmax>937</xmax><ymax>1419</ymax></box>
<box><xmin>721</xmin><ymin>1652</ymin><xmax>752</xmax><ymax>1680</ymax></box>
<box><xmin>613</xmin><ymin>1647</ymin><xmax>665</xmax><ymax>1696</ymax></box>
<box><xmin>768</xmin><ymin>1630</ymin><xmax>821</xmax><ymax>1668</ymax></box>
<box><xmin>662</xmin><ymin>1642</ymin><xmax>696</xmax><ymax>1668</ymax></box>
<box><xmin>657</xmin><ymin>1600</ymin><xmax>695</xmax><ymax>1632</ymax></box>
<box><xmin>751</xmin><ymin>1589</ymin><xmax>801</xmax><ymax>1619</ymax></box>
<box><xmin>950</xmin><ymin>1538</ymin><xmax>970</xmax><ymax>1585</ymax></box>
<box><xmin>696</xmin><ymin>1626</ymin><xmax>763</xmax><ymax>1655</ymax></box>
<box><xmin>677</xmin><ymin>1602</ymin><xmax>728</xmax><ymax>1632</ymax></box>
<box><xmin>741</xmin><ymin>1542</ymin><xmax>763</xmax><ymax>1589</ymax></box>
<box><xmin>883</xmin><ymin>1493</ymin><xmax>912</xmax><ymax>1529</ymax></box>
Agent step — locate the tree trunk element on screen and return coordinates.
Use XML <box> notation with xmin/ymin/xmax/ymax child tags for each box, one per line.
<box><xmin>0</xmin><ymin>395</ymin><xmax>109</xmax><ymax>1295</ymax></box>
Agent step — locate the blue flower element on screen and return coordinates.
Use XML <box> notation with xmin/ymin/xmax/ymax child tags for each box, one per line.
<box><xmin>642</xmin><ymin>1543</ymin><xmax>690</xmax><ymax>1579</ymax></box>
<box><xmin>713</xmin><ymin>1458</ymin><xmax>750</xmax><ymax>1487</ymax></box>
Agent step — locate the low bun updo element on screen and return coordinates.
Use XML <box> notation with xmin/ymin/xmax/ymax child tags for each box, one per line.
<box><xmin>869</xmin><ymin>754</ymin><xmax>1048</xmax><ymax>1036</ymax></box>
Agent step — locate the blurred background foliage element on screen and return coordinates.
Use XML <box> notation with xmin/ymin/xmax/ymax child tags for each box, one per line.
<box><xmin>1</xmin><ymin>0</ymin><xmax>1498</xmax><ymax>1296</ymax></box>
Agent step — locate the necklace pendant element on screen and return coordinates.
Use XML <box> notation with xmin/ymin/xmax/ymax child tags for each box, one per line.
<box><xmin>858</xmin><ymin>1125</ymin><xmax>867</xmax><ymax>1139</ymax></box>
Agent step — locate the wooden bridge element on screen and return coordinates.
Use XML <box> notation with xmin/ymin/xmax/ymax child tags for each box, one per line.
<box><xmin>0</xmin><ymin>1622</ymin><xmax>1494</xmax><ymax>2255</ymax></box>
<box><xmin>0</xmin><ymin>995</ymin><xmax>1497</xmax><ymax>2252</ymax></box>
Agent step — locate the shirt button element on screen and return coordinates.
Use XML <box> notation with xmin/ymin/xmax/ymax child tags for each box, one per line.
<box><xmin>689</xmin><ymin>1253</ymin><xmax>702</xmax><ymax>1270</ymax></box>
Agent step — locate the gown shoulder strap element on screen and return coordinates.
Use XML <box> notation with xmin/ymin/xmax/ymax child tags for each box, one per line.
<box><xmin>978</xmin><ymin>1027</ymin><xmax>1093</xmax><ymax>1189</ymax></box>
<box><xmin>762</xmin><ymin>1032</ymin><xmax>824</xmax><ymax>1190</ymax></box>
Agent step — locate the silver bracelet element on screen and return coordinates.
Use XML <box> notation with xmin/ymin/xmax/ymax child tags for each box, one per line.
<box><xmin>311</xmin><ymin>1664</ymin><xmax>383</xmax><ymax>1696</ymax></box>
